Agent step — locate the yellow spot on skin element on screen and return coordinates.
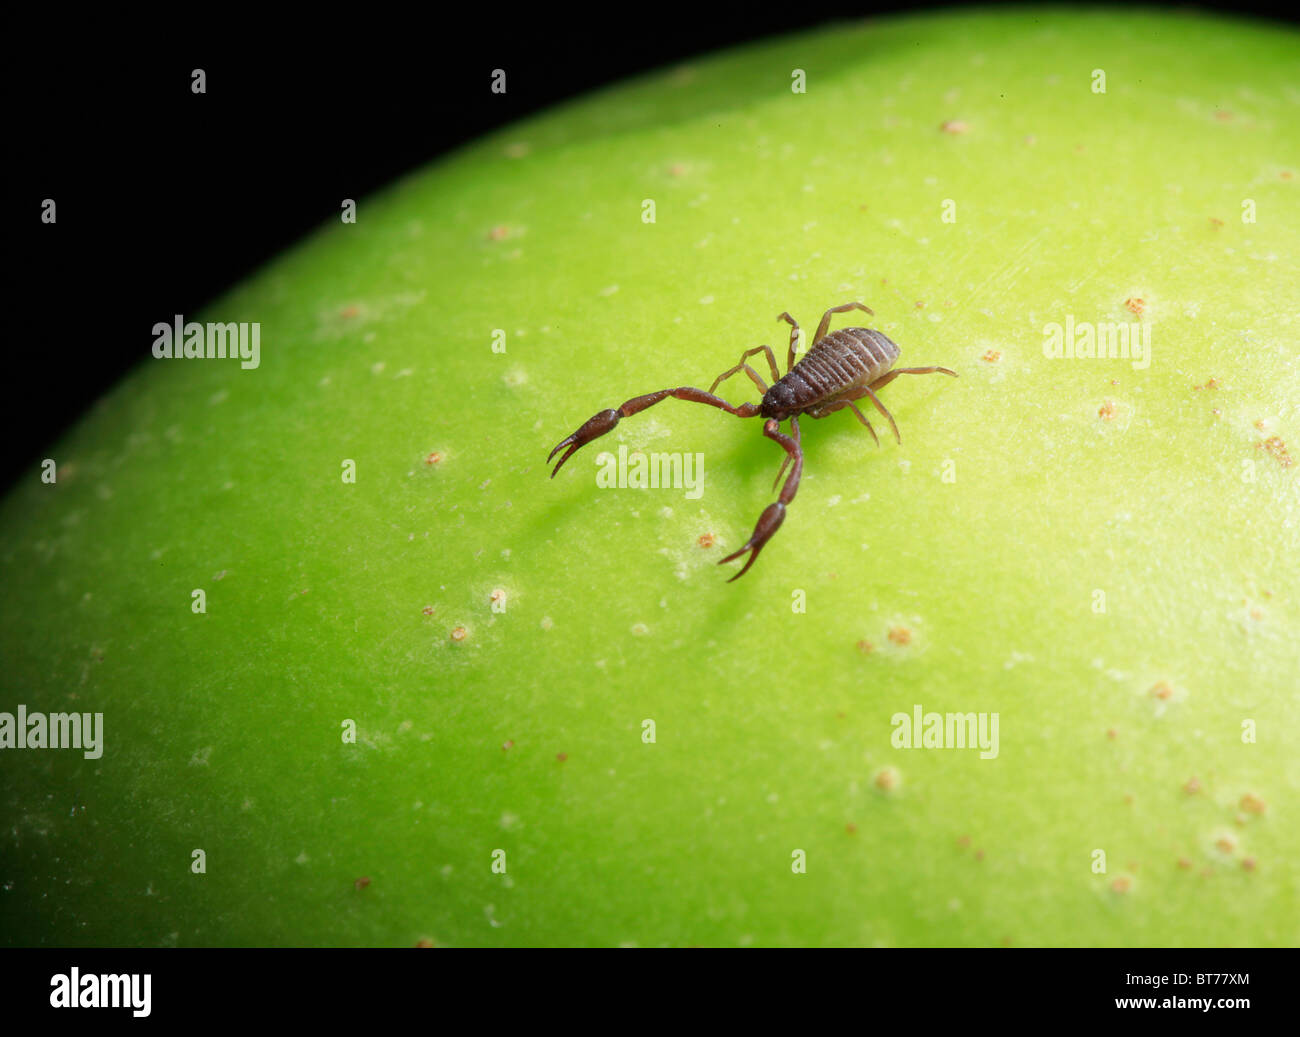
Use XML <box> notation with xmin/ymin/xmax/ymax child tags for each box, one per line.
<box><xmin>556</xmin><ymin>752</ymin><xmax>568</xmax><ymax>762</ymax></box>
<box><xmin>1215</xmin><ymin>834</ymin><xmax>1238</xmax><ymax>855</ymax></box>
<box><xmin>1098</xmin><ymin>398</ymin><xmax>1118</xmax><ymax>421</ymax></box>
<box><xmin>1149</xmin><ymin>680</ymin><xmax>1175</xmax><ymax>701</ymax></box>
<box><xmin>489</xmin><ymin>588</ymin><xmax>507</xmax><ymax>608</ymax></box>
<box><xmin>856</xmin><ymin>639</ymin><xmax>875</xmax><ymax>655</ymax></box>
<box><xmin>845</xmin><ymin>823</ymin><xmax>858</xmax><ymax>834</ymax></box>
<box><xmin>974</xmin><ymin>848</ymin><xmax>986</xmax><ymax>861</ymax></box>
<box><xmin>980</xmin><ymin>349</ymin><xmax>1002</xmax><ymax>363</ymax></box>
<box><xmin>1106</xmin><ymin>727</ymin><xmax>1118</xmax><ymax>740</ymax></box>
<box><xmin>1240</xmin><ymin>793</ymin><xmax>1267</xmax><ymax>815</ymax></box>
<box><xmin>502</xmin><ymin>740</ymin><xmax>514</xmax><ymax>751</ymax></box>
<box><xmin>415</xmin><ymin>938</ymin><xmax>436</xmax><ymax>948</ymax></box>
<box><xmin>1184</xmin><ymin>777</ymin><xmax>1201</xmax><ymax>795</ymax></box>
<box><xmin>1124</xmin><ymin>296</ymin><xmax>1145</xmax><ymax>316</ymax></box>
<box><xmin>540</xmin><ymin>617</ymin><xmax>554</xmax><ymax>631</ymax></box>
<box><xmin>887</xmin><ymin>625</ymin><xmax>912</xmax><ymax>646</ymax></box>
<box><xmin>874</xmin><ymin>766</ymin><xmax>901</xmax><ymax>792</ymax></box>
<box><xmin>1209</xmin><ymin>217</ymin><xmax>1224</xmax><ymax>227</ymax></box>
<box><xmin>354</xmin><ymin>876</ymin><xmax>371</xmax><ymax>891</ymax></box>
<box><xmin>697</xmin><ymin>532</ymin><xmax>716</xmax><ymax>549</ymax></box>
<box><xmin>940</xmin><ymin>119</ymin><xmax>969</xmax><ymax>134</ymax></box>
<box><xmin>340</xmin><ymin>305</ymin><xmax>360</xmax><ymax>319</ymax></box>
<box><xmin>631</xmin><ymin>623</ymin><xmax>649</xmax><ymax>636</ymax></box>
<box><xmin>425</xmin><ymin>452</ymin><xmax>442</xmax><ymax>466</ymax></box>
<box><xmin>487</xmin><ymin>225</ymin><xmax>509</xmax><ymax>241</ymax></box>
<box><xmin>668</xmin><ymin>162</ymin><xmax>687</xmax><ymax>177</ymax></box>
<box><xmin>1192</xmin><ymin>377</ymin><xmax>1221</xmax><ymax>391</ymax></box>
<box><xmin>422</xmin><ymin>606</ymin><xmax>434</xmax><ymax>616</ymax></box>
<box><xmin>1111</xmin><ymin>876</ymin><xmax>1133</xmax><ymax>894</ymax></box>
<box><xmin>450</xmin><ymin>626</ymin><xmax>468</xmax><ymax>642</ymax></box>
<box><xmin>1242</xmin><ymin>857</ymin><xmax>1257</xmax><ymax>872</ymax></box>
<box><xmin>1177</xmin><ymin>857</ymin><xmax>1192</xmax><ymax>870</ymax></box>
<box><xmin>957</xmin><ymin>835</ymin><xmax>971</xmax><ymax>849</ymax></box>
<box><xmin>1214</xmin><ymin>109</ymin><xmax>1233</xmax><ymax>121</ymax></box>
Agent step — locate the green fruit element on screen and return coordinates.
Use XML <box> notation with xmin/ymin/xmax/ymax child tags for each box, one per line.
<box><xmin>2</xmin><ymin>8</ymin><xmax>1297</xmax><ymax>947</ymax></box>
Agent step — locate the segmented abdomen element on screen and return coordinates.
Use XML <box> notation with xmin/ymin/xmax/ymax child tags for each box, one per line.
<box><xmin>780</xmin><ymin>327</ymin><xmax>900</xmax><ymax>408</ymax></box>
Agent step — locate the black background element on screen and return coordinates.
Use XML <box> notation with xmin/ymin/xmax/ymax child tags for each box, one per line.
<box><xmin>0</xmin><ymin>946</ymin><xmax>1289</xmax><ymax>1020</ymax></box>
<box><xmin>9</xmin><ymin>3</ymin><xmax>1297</xmax><ymax>493</ymax></box>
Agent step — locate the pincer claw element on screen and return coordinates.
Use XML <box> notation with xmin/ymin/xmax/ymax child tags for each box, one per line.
<box><xmin>548</xmin><ymin>408</ymin><xmax>621</xmax><ymax>477</ymax></box>
<box><xmin>718</xmin><ymin>501</ymin><xmax>786</xmax><ymax>582</ymax></box>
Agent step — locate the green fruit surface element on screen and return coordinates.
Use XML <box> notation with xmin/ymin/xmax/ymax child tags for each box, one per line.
<box><xmin>2</xmin><ymin>8</ymin><xmax>1298</xmax><ymax>946</ymax></box>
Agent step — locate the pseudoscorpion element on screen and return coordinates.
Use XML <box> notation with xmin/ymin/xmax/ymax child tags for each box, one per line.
<box><xmin>548</xmin><ymin>302</ymin><xmax>957</xmax><ymax>580</ymax></box>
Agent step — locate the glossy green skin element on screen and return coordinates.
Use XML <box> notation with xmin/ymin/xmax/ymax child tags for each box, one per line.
<box><xmin>2</xmin><ymin>8</ymin><xmax>1298</xmax><ymax>946</ymax></box>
